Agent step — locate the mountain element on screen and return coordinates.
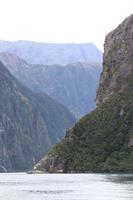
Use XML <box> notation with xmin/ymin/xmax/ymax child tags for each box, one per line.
<box><xmin>0</xmin><ymin>53</ymin><xmax>102</xmax><ymax>118</ymax></box>
<box><xmin>0</xmin><ymin>41</ymin><xmax>102</xmax><ymax>65</ymax></box>
<box><xmin>0</xmin><ymin>62</ymin><xmax>75</xmax><ymax>172</ymax></box>
<box><xmin>0</xmin><ymin>40</ymin><xmax>13</xmax><ymax>52</ymax></box>
<box><xmin>32</xmin><ymin>14</ymin><xmax>133</xmax><ymax>173</ymax></box>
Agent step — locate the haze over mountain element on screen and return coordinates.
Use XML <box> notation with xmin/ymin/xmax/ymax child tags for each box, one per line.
<box><xmin>33</xmin><ymin>14</ymin><xmax>133</xmax><ymax>173</ymax></box>
<box><xmin>0</xmin><ymin>61</ymin><xmax>75</xmax><ymax>172</ymax></box>
<box><xmin>0</xmin><ymin>40</ymin><xmax>102</xmax><ymax>65</ymax></box>
<box><xmin>0</xmin><ymin>53</ymin><xmax>102</xmax><ymax>118</ymax></box>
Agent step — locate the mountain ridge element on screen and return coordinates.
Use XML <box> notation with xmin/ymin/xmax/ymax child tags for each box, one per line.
<box><xmin>0</xmin><ymin>52</ymin><xmax>102</xmax><ymax>118</ymax></box>
<box><xmin>0</xmin><ymin>40</ymin><xmax>102</xmax><ymax>65</ymax></box>
<box><xmin>0</xmin><ymin>61</ymin><xmax>75</xmax><ymax>172</ymax></box>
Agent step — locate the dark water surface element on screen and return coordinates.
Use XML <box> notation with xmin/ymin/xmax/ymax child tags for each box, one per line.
<box><xmin>0</xmin><ymin>173</ymin><xmax>133</xmax><ymax>200</ymax></box>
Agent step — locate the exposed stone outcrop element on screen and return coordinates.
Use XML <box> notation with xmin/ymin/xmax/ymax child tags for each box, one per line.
<box><xmin>96</xmin><ymin>14</ymin><xmax>133</xmax><ymax>105</ymax></box>
<box><xmin>32</xmin><ymin>155</ymin><xmax>64</xmax><ymax>173</ymax></box>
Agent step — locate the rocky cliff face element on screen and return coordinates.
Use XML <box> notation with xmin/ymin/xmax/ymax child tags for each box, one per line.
<box><xmin>0</xmin><ymin>62</ymin><xmax>75</xmax><ymax>172</ymax></box>
<box><xmin>96</xmin><ymin>14</ymin><xmax>133</xmax><ymax>105</ymax></box>
<box><xmin>33</xmin><ymin>14</ymin><xmax>133</xmax><ymax>173</ymax></box>
<box><xmin>0</xmin><ymin>53</ymin><xmax>102</xmax><ymax>118</ymax></box>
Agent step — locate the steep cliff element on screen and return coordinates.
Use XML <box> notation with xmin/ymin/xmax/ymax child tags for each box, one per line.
<box><xmin>33</xmin><ymin>14</ymin><xmax>133</xmax><ymax>173</ymax></box>
<box><xmin>0</xmin><ymin>62</ymin><xmax>75</xmax><ymax>172</ymax></box>
<box><xmin>96</xmin><ymin>14</ymin><xmax>133</xmax><ymax>105</ymax></box>
<box><xmin>0</xmin><ymin>53</ymin><xmax>102</xmax><ymax>118</ymax></box>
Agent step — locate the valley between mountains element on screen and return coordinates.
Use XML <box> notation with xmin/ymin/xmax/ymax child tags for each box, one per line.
<box><xmin>33</xmin><ymin>14</ymin><xmax>133</xmax><ymax>173</ymax></box>
<box><xmin>0</xmin><ymin>42</ymin><xmax>102</xmax><ymax>172</ymax></box>
<box><xmin>0</xmin><ymin>15</ymin><xmax>133</xmax><ymax>173</ymax></box>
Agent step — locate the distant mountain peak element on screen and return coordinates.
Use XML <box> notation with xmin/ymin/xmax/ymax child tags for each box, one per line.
<box><xmin>0</xmin><ymin>40</ymin><xmax>102</xmax><ymax>65</ymax></box>
<box><xmin>0</xmin><ymin>52</ymin><xmax>102</xmax><ymax>118</ymax></box>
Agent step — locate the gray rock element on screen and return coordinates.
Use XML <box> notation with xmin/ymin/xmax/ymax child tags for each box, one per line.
<box><xmin>96</xmin><ymin>14</ymin><xmax>133</xmax><ymax>105</ymax></box>
<box><xmin>0</xmin><ymin>62</ymin><xmax>75</xmax><ymax>172</ymax></box>
<box><xmin>0</xmin><ymin>53</ymin><xmax>102</xmax><ymax>118</ymax></box>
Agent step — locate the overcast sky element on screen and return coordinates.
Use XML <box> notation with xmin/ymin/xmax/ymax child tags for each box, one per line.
<box><xmin>0</xmin><ymin>0</ymin><xmax>132</xmax><ymax>50</ymax></box>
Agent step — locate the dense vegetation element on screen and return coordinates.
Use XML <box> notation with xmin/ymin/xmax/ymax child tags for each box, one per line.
<box><xmin>37</xmin><ymin>73</ymin><xmax>133</xmax><ymax>172</ymax></box>
<box><xmin>32</xmin><ymin>14</ymin><xmax>133</xmax><ymax>173</ymax></box>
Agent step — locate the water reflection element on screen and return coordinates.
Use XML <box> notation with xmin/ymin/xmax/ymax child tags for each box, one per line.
<box><xmin>25</xmin><ymin>189</ymin><xmax>73</xmax><ymax>194</ymax></box>
<box><xmin>106</xmin><ymin>174</ymin><xmax>133</xmax><ymax>184</ymax></box>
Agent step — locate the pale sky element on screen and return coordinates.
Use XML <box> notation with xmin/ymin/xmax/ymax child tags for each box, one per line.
<box><xmin>0</xmin><ymin>0</ymin><xmax>132</xmax><ymax>50</ymax></box>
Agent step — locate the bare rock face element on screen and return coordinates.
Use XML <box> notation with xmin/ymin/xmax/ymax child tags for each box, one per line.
<box><xmin>32</xmin><ymin>155</ymin><xmax>64</xmax><ymax>173</ymax></box>
<box><xmin>96</xmin><ymin>14</ymin><xmax>133</xmax><ymax>105</ymax></box>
